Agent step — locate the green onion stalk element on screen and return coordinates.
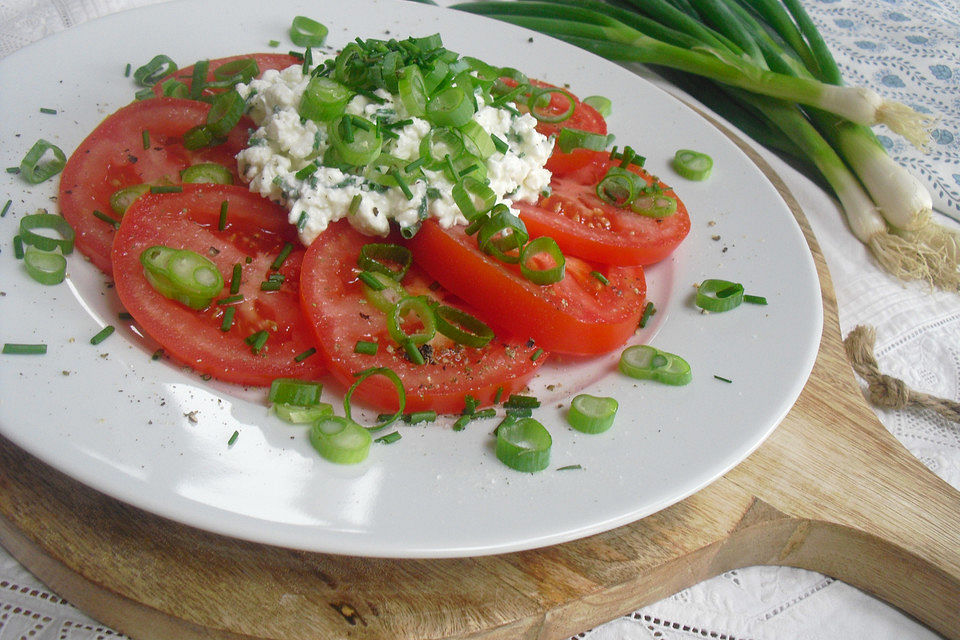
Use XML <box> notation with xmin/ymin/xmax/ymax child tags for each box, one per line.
<box><xmin>452</xmin><ymin>0</ymin><xmax>957</xmax><ymax>289</ymax></box>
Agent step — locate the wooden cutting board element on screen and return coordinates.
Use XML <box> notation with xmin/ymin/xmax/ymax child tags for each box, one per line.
<box><xmin>1</xmin><ymin>122</ymin><xmax>958</xmax><ymax>640</ymax></box>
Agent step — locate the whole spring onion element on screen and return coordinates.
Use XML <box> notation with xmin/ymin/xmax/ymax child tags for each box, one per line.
<box><xmin>452</xmin><ymin>0</ymin><xmax>955</xmax><ymax>289</ymax></box>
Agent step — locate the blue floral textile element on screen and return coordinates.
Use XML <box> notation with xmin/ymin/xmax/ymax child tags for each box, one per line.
<box><xmin>804</xmin><ymin>0</ymin><xmax>960</xmax><ymax>221</ymax></box>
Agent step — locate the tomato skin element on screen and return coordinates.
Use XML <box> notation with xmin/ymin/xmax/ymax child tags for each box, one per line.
<box><xmin>152</xmin><ymin>53</ymin><xmax>301</xmax><ymax>98</ymax></box>
<box><xmin>59</xmin><ymin>97</ymin><xmax>251</xmax><ymax>275</ymax></box>
<box><xmin>111</xmin><ymin>184</ymin><xmax>325</xmax><ymax>387</ymax></box>
<box><xmin>515</xmin><ymin>151</ymin><xmax>691</xmax><ymax>266</ymax></box>
<box><xmin>408</xmin><ymin>220</ymin><xmax>646</xmax><ymax>356</ymax></box>
<box><xmin>300</xmin><ymin>221</ymin><xmax>545</xmax><ymax>413</ymax></box>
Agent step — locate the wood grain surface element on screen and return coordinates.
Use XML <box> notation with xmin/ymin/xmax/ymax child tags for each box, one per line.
<box><xmin>1</xmin><ymin>120</ymin><xmax>958</xmax><ymax>640</ymax></box>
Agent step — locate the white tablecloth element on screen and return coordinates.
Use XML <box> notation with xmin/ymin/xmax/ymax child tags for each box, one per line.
<box><xmin>2</xmin><ymin>1</ymin><xmax>958</xmax><ymax>639</ymax></box>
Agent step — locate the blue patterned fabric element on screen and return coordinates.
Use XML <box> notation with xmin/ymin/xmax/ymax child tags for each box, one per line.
<box><xmin>803</xmin><ymin>0</ymin><xmax>960</xmax><ymax>221</ymax></box>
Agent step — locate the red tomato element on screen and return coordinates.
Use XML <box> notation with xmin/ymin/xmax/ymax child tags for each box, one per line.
<box><xmin>59</xmin><ymin>97</ymin><xmax>251</xmax><ymax>275</ymax></box>
<box><xmin>502</xmin><ymin>78</ymin><xmax>608</xmax><ymax>176</ymax></box>
<box><xmin>111</xmin><ymin>184</ymin><xmax>325</xmax><ymax>387</ymax></box>
<box><xmin>300</xmin><ymin>221</ymin><xmax>545</xmax><ymax>413</ymax></box>
<box><xmin>407</xmin><ymin>220</ymin><xmax>646</xmax><ymax>355</ymax></box>
<box><xmin>152</xmin><ymin>53</ymin><xmax>302</xmax><ymax>98</ymax></box>
<box><xmin>514</xmin><ymin>151</ymin><xmax>691</xmax><ymax>266</ymax></box>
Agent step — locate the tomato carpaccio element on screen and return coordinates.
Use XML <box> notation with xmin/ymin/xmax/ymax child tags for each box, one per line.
<box><xmin>111</xmin><ymin>184</ymin><xmax>325</xmax><ymax>386</ymax></box>
<box><xmin>59</xmin><ymin>97</ymin><xmax>252</xmax><ymax>275</ymax></box>
<box><xmin>300</xmin><ymin>221</ymin><xmax>546</xmax><ymax>413</ymax></box>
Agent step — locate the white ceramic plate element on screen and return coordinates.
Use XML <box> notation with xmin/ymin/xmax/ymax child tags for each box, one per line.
<box><xmin>0</xmin><ymin>0</ymin><xmax>821</xmax><ymax>558</ymax></box>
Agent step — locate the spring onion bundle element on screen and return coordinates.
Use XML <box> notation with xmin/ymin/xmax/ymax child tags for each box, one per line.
<box><xmin>452</xmin><ymin>0</ymin><xmax>958</xmax><ymax>290</ymax></box>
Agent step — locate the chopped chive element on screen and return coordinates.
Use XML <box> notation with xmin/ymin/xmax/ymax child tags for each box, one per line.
<box><xmin>494</xmin><ymin>386</ymin><xmax>504</xmax><ymax>404</ymax></box>
<box><xmin>374</xmin><ymin>431</ymin><xmax>402</xmax><ymax>444</ymax></box>
<box><xmin>1</xmin><ymin>200</ymin><xmax>11</xmax><ymax>217</ymax></box>
<box><xmin>744</xmin><ymin>294</ymin><xmax>768</xmax><ymax>305</ymax></box>
<box><xmin>390</xmin><ymin>168</ymin><xmax>413</xmax><ymax>200</ymax></box>
<box><xmin>142</xmin><ymin>130</ymin><xmax>151</xmax><ymax>149</ymax></box>
<box><xmin>717</xmin><ymin>285</ymin><xmax>741</xmax><ymax>298</ymax></box>
<box><xmin>531</xmin><ymin>348</ymin><xmax>545</xmax><ymax>362</ymax></box>
<box><xmin>220</xmin><ymin>306</ymin><xmax>236</xmax><ymax>332</ymax></box>
<box><xmin>505</xmin><ymin>406</ymin><xmax>533</xmax><ymax>418</ymax></box>
<box><xmin>13</xmin><ymin>235</ymin><xmax>24</xmax><ymax>259</ymax></box>
<box><xmin>40</xmin><ymin>107</ymin><xmax>57</xmax><ymax>115</ymax></box>
<box><xmin>294</xmin><ymin>347</ymin><xmax>317</xmax><ymax>362</ymax></box>
<box><xmin>714</xmin><ymin>375</ymin><xmax>733</xmax><ymax>383</ymax></box>
<box><xmin>464</xmin><ymin>394</ymin><xmax>479</xmax><ymax>415</ymax></box>
<box><xmin>150</xmin><ymin>185</ymin><xmax>182</xmax><ymax>194</ymax></box>
<box><xmin>453</xmin><ymin>414</ymin><xmax>472</xmax><ymax>431</ymax></box>
<box><xmin>354</xmin><ymin>340</ymin><xmax>378</xmax><ymax>355</ymax></box>
<box><xmin>491</xmin><ymin>134</ymin><xmax>509</xmax><ymax>154</ymax></box>
<box><xmin>245</xmin><ymin>329</ymin><xmax>269</xmax><ymax>353</ymax></box>
<box><xmin>296</xmin><ymin>211</ymin><xmax>308</xmax><ymax>230</ymax></box>
<box><xmin>348</xmin><ymin>194</ymin><xmax>362</xmax><ymax>214</ymax></box>
<box><xmin>118</xmin><ymin>311</ymin><xmax>133</xmax><ymax>320</ymax></box>
<box><xmin>89</xmin><ymin>325</ymin><xmax>115</xmax><ymax>345</ymax></box>
<box><xmin>590</xmin><ymin>270</ymin><xmax>609</xmax><ymax>285</ymax></box>
<box><xmin>151</xmin><ymin>348</ymin><xmax>165</xmax><ymax>360</ymax></box>
<box><xmin>639</xmin><ymin>302</ymin><xmax>656</xmax><ymax>328</ymax></box>
<box><xmin>260</xmin><ymin>280</ymin><xmax>282</xmax><ymax>291</ymax></box>
<box><xmin>557</xmin><ymin>464</ymin><xmax>583</xmax><ymax>471</ymax></box>
<box><xmin>227</xmin><ymin>430</ymin><xmax>239</xmax><ymax>446</ymax></box>
<box><xmin>503</xmin><ymin>394</ymin><xmax>540</xmax><ymax>409</ymax></box>
<box><xmin>404</xmin><ymin>157</ymin><xmax>427</xmax><ymax>173</ymax></box>
<box><xmin>217</xmin><ymin>293</ymin><xmax>244</xmax><ymax>305</ymax></box>
<box><xmin>218</xmin><ymin>200</ymin><xmax>228</xmax><ymax>231</ymax></box>
<box><xmin>270</xmin><ymin>242</ymin><xmax>294</xmax><ymax>270</ymax></box>
<box><xmin>403</xmin><ymin>339</ymin><xmax>425</xmax><ymax>365</ymax></box>
<box><xmin>92</xmin><ymin>209</ymin><xmax>121</xmax><ymax>228</ymax></box>
<box><xmin>268</xmin><ymin>39</ymin><xmax>280</xmax><ymax>48</ymax></box>
<box><xmin>404</xmin><ymin>410</ymin><xmax>437</xmax><ymax>424</ymax></box>
<box><xmin>230</xmin><ymin>263</ymin><xmax>242</xmax><ymax>294</ymax></box>
<box><xmin>3</xmin><ymin>343</ymin><xmax>47</xmax><ymax>355</ymax></box>
<box><xmin>124</xmin><ymin>63</ymin><xmax>132</xmax><ymax>77</ymax></box>
<box><xmin>6</xmin><ymin>167</ymin><xmax>21</xmax><ymax>174</ymax></box>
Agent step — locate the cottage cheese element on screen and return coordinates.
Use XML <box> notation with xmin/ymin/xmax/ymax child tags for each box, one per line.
<box><xmin>235</xmin><ymin>64</ymin><xmax>554</xmax><ymax>244</ymax></box>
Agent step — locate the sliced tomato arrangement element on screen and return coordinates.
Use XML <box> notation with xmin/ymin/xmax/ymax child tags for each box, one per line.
<box><xmin>111</xmin><ymin>184</ymin><xmax>326</xmax><ymax>386</ymax></box>
<box><xmin>407</xmin><ymin>220</ymin><xmax>647</xmax><ymax>356</ymax></box>
<box><xmin>152</xmin><ymin>53</ymin><xmax>302</xmax><ymax>98</ymax></box>
<box><xmin>300</xmin><ymin>221</ymin><xmax>545</xmax><ymax>413</ymax></box>
<box><xmin>515</xmin><ymin>151</ymin><xmax>692</xmax><ymax>266</ymax></box>
<box><xmin>59</xmin><ymin>97</ymin><xmax>251</xmax><ymax>275</ymax></box>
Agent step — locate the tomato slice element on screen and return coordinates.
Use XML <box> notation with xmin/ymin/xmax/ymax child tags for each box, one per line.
<box><xmin>514</xmin><ymin>151</ymin><xmax>692</xmax><ymax>266</ymax></box>
<box><xmin>407</xmin><ymin>220</ymin><xmax>646</xmax><ymax>356</ymax></box>
<box><xmin>300</xmin><ymin>221</ymin><xmax>545</xmax><ymax>413</ymax></box>
<box><xmin>152</xmin><ymin>53</ymin><xmax>302</xmax><ymax>98</ymax></box>
<box><xmin>111</xmin><ymin>184</ymin><xmax>325</xmax><ymax>387</ymax></box>
<box><xmin>59</xmin><ymin>97</ymin><xmax>251</xmax><ymax>275</ymax></box>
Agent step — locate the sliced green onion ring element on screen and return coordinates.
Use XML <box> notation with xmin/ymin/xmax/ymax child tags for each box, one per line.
<box><xmin>567</xmin><ymin>394</ymin><xmax>618</xmax><ymax>434</ymax></box>
<box><xmin>696</xmin><ymin>279</ymin><xmax>745</xmax><ymax>312</ymax></box>
<box><xmin>619</xmin><ymin>345</ymin><xmax>692</xmax><ymax>386</ymax></box>
<box><xmin>452</xmin><ymin>176</ymin><xmax>496</xmax><ymax>221</ymax></box>
<box><xmin>397</xmin><ymin>64</ymin><xmax>428</xmax><ymax>118</ymax></box>
<box><xmin>133</xmin><ymin>54</ymin><xmax>177</xmax><ymax>87</ymax></box>
<box><xmin>519</xmin><ymin>236</ymin><xmax>566</xmax><ymax>285</ymax></box>
<box><xmin>557</xmin><ymin>128</ymin><xmax>614</xmax><ymax>154</ymax></box>
<box><xmin>630</xmin><ymin>190</ymin><xmax>677</xmax><ymax>218</ymax></box>
<box><xmin>527</xmin><ymin>86</ymin><xmax>576</xmax><ymax>123</ymax></box>
<box><xmin>19</xmin><ymin>212</ymin><xmax>75</xmax><ymax>254</ymax></box>
<box><xmin>387</xmin><ymin>296</ymin><xmax>436</xmax><ymax>346</ymax></box>
<box><xmin>458</xmin><ymin>120</ymin><xmax>496</xmax><ymax>160</ymax></box>
<box><xmin>496</xmin><ymin>417</ymin><xmax>552</xmax><ymax>472</ymax></box>
<box><xmin>299</xmin><ymin>76</ymin><xmax>354</xmax><ymax>122</ymax></box>
<box><xmin>582</xmin><ymin>95</ymin><xmax>612</xmax><ymax>117</ymax></box>
<box><xmin>433</xmin><ymin>304</ymin><xmax>494</xmax><ymax>348</ymax></box>
<box><xmin>290</xmin><ymin>16</ymin><xmax>328</xmax><ymax>47</ymax></box>
<box><xmin>426</xmin><ymin>86</ymin><xmax>475</xmax><ymax>128</ymax></box>
<box><xmin>20</xmin><ymin>139</ymin><xmax>66</xmax><ymax>184</ymax></box>
<box><xmin>360</xmin><ymin>270</ymin><xmax>408</xmax><ymax>313</ymax></box>
<box><xmin>357</xmin><ymin>243</ymin><xmax>412</xmax><ymax>280</ymax></box>
<box><xmin>309</xmin><ymin>416</ymin><xmax>372</xmax><ymax>464</ymax></box>
<box><xmin>477</xmin><ymin>206</ymin><xmax>528</xmax><ymax>264</ymax></box>
<box><xmin>344</xmin><ymin>366</ymin><xmax>406</xmax><ymax>430</ymax></box>
<box><xmin>140</xmin><ymin>245</ymin><xmax>224</xmax><ymax>310</ymax></box>
<box><xmin>182</xmin><ymin>125</ymin><xmax>215</xmax><ymax>150</ymax></box>
<box><xmin>274</xmin><ymin>402</ymin><xmax>333</xmax><ymax>424</ymax></box>
<box><xmin>673</xmin><ymin>149</ymin><xmax>713</xmax><ymax>181</ymax></box>
<box><xmin>330</xmin><ymin>114</ymin><xmax>382</xmax><ymax>166</ymax></box>
<box><xmin>23</xmin><ymin>247</ymin><xmax>67</xmax><ymax>285</ymax></box>
<box><xmin>213</xmin><ymin>58</ymin><xmax>259</xmax><ymax>85</ymax></box>
<box><xmin>268</xmin><ymin>377</ymin><xmax>323</xmax><ymax>406</ymax></box>
<box><xmin>180</xmin><ymin>163</ymin><xmax>233</xmax><ymax>185</ymax></box>
<box><xmin>418</xmin><ymin>128</ymin><xmax>464</xmax><ymax>169</ymax></box>
<box><xmin>205</xmin><ymin>90</ymin><xmax>244</xmax><ymax>137</ymax></box>
<box><xmin>110</xmin><ymin>184</ymin><xmax>150</xmax><ymax>216</ymax></box>
<box><xmin>596</xmin><ymin>166</ymin><xmax>641</xmax><ymax>207</ymax></box>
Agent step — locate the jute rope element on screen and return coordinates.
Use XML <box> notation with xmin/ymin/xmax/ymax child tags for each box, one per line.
<box><xmin>843</xmin><ymin>325</ymin><xmax>960</xmax><ymax>423</ymax></box>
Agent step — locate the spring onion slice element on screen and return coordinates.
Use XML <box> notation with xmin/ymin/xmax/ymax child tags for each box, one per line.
<box><xmin>458</xmin><ymin>120</ymin><xmax>497</xmax><ymax>160</ymax></box>
<box><xmin>19</xmin><ymin>139</ymin><xmax>66</xmax><ymax>184</ymax></box>
<box><xmin>110</xmin><ymin>184</ymin><xmax>150</xmax><ymax>216</ymax></box>
<box><xmin>596</xmin><ymin>166</ymin><xmax>640</xmax><ymax>207</ymax></box>
<box><xmin>140</xmin><ymin>246</ymin><xmax>224</xmax><ymax>310</ymax></box>
<box><xmin>433</xmin><ymin>304</ymin><xmax>494</xmax><ymax>348</ymax></box>
<box><xmin>477</xmin><ymin>206</ymin><xmax>529</xmax><ymax>263</ymax></box>
<box><xmin>426</xmin><ymin>86</ymin><xmax>476</xmax><ymax>127</ymax></box>
<box><xmin>582</xmin><ymin>94</ymin><xmax>612</xmax><ymax>117</ymax></box>
<box><xmin>557</xmin><ymin>127</ymin><xmax>614</xmax><ymax>154</ymax></box>
<box><xmin>619</xmin><ymin>345</ymin><xmax>692</xmax><ymax>386</ymax></box>
<box><xmin>387</xmin><ymin>296</ymin><xmax>437</xmax><ymax>346</ymax></box>
<box><xmin>519</xmin><ymin>236</ymin><xmax>566</xmax><ymax>285</ymax></box>
<box><xmin>23</xmin><ymin>247</ymin><xmax>67</xmax><ymax>285</ymax></box>
<box><xmin>290</xmin><ymin>16</ymin><xmax>328</xmax><ymax>47</ymax></box>
<box><xmin>452</xmin><ymin>176</ymin><xmax>496</xmax><ymax>220</ymax></box>
<box><xmin>300</xmin><ymin>76</ymin><xmax>354</xmax><ymax>122</ymax></box>
<box><xmin>309</xmin><ymin>416</ymin><xmax>372</xmax><ymax>464</ymax></box>
<box><xmin>397</xmin><ymin>64</ymin><xmax>428</xmax><ymax>118</ymax></box>
<box><xmin>357</xmin><ymin>243</ymin><xmax>412</xmax><ymax>280</ymax></box>
<box><xmin>268</xmin><ymin>378</ymin><xmax>323</xmax><ymax>406</ymax></box>
<box><xmin>19</xmin><ymin>213</ymin><xmax>75</xmax><ymax>254</ymax></box>
<box><xmin>567</xmin><ymin>394</ymin><xmax>618</xmax><ymax>434</ymax></box>
<box><xmin>133</xmin><ymin>54</ymin><xmax>177</xmax><ymax>87</ymax></box>
<box><xmin>205</xmin><ymin>91</ymin><xmax>244</xmax><ymax>138</ymax></box>
<box><xmin>696</xmin><ymin>279</ymin><xmax>744</xmax><ymax>312</ymax></box>
<box><xmin>330</xmin><ymin>114</ymin><xmax>382</xmax><ymax>166</ymax></box>
<box><xmin>274</xmin><ymin>402</ymin><xmax>334</xmax><ymax>424</ymax></box>
<box><xmin>214</xmin><ymin>58</ymin><xmax>259</xmax><ymax>85</ymax></box>
<box><xmin>673</xmin><ymin>149</ymin><xmax>713</xmax><ymax>181</ymax></box>
<box><xmin>527</xmin><ymin>86</ymin><xmax>576</xmax><ymax>123</ymax></box>
<box><xmin>360</xmin><ymin>270</ymin><xmax>407</xmax><ymax>313</ymax></box>
<box><xmin>344</xmin><ymin>366</ymin><xmax>406</xmax><ymax>430</ymax></box>
<box><xmin>418</xmin><ymin>128</ymin><xmax>465</xmax><ymax>169</ymax></box>
<box><xmin>180</xmin><ymin>163</ymin><xmax>233</xmax><ymax>185</ymax></box>
<box><xmin>630</xmin><ymin>189</ymin><xmax>677</xmax><ymax>218</ymax></box>
<box><xmin>182</xmin><ymin>125</ymin><xmax>214</xmax><ymax>150</ymax></box>
<box><xmin>496</xmin><ymin>417</ymin><xmax>552</xmax><ymax>472</ymax></box>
